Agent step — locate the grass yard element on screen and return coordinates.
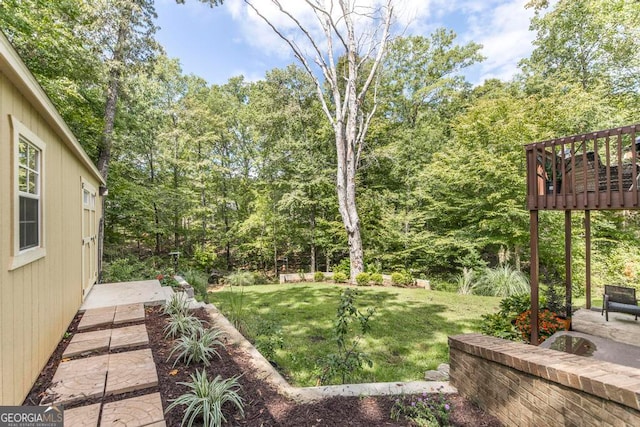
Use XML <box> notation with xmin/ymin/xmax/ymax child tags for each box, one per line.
<box><xmin>210</xmin><ymin>283</ymin><xmax>501</xmax><ymax>386</ymax></box>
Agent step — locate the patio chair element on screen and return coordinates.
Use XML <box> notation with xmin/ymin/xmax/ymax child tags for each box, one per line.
<box><xmin>602</xmin><ymin>285</ymin><xmax>640</xmax><ymax>321</ymax></box>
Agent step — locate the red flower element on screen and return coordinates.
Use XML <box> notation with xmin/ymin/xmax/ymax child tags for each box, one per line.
<box><xmin>515</xmin><ymin>309</ymin><xmax>563</xmax><ymax>344</ymax></box>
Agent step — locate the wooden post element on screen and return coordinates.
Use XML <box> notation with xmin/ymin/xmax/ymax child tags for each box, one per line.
<box><xmin>565</xmin><ymin>210</ymin><xmax>572</xmax><ymax>326</ymax></box>
<box><xmin>585</xmin><ymin>210</ymin><xmax>592</xmax><ymax>309</ymax></box>
<box><xmin>530</xmin><ymin>210</ymin><xmax>539</xmax><ymax>345</ymax></box>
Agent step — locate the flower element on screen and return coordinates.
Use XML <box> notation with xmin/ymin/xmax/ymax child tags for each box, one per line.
<box><xmin>445</xmin><ymin>404</ymin><xmax>450</xmax><ymax>411</ymax></box>
<box><xmin>515</xmin><ymin>309</ymin><xmax>564</xmax><ymax>344</ymax></box>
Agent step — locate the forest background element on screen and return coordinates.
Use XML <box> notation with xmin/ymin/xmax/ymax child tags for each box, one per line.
<box><xmin>1</xmin><ymin>0</ymin><xmax>639</xmax><ymax>292</ymax></box>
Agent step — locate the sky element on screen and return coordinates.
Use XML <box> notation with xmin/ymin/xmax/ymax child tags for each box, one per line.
<box><xmin>154</xmin><ymin>0</ymin><xmax>538</xmax><ymax>86</ymax></box>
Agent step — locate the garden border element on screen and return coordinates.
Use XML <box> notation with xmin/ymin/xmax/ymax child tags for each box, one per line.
<box><xmin>195</xmin><ymin>300</ymin><xmax>454</xmax><ymax>403</ymax></box>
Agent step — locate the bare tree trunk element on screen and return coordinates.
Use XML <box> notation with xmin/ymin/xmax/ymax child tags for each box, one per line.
<box><xmin>244</xmin><ymin>0</ymin><xmax>393</xmax><ymax>282</ymax></box>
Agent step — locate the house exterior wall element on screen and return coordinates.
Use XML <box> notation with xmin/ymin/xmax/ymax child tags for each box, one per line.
<box><xmin>0</xmin><ymin>39</ymin><xmax>104</xmax><ymax>405</ymax></box>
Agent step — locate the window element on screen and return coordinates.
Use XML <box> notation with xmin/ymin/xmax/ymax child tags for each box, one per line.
<box><xmin>18</xmin><ymin>138</ymin><xmax>41</xmax><ymax>250</ymax></box>
<box><xmin>9</xmin><ymin>116</ymin><xmax>46</xmax><ymax>270</ymax></box>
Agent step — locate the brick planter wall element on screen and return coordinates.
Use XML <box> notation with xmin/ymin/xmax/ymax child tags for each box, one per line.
<box><xmin>449</xmin><ymin>334</ymin><xmax>640</xmax><ymax>426</ymax></box>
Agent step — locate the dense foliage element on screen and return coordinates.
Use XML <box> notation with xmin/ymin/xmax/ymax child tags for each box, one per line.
<box><xmin>3</xmin><ymin>0</ymin><xmax>640</xmax><ymax>292</ymax></box>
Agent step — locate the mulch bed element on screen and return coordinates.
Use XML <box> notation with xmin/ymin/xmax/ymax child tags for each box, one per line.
<box><xmin>25</xmin><ymin>305</ymin><xmax>502</xmax><ymax>426</ymax></box>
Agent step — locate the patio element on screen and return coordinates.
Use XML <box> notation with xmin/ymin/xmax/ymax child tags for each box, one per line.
<box><xmin>540</xmin><ymin>308</ymin><xmax>640</xmax><ymax>370</ymax></box>
<box><xmin>572</xmin><ymin>307</ymin><xmax>640</xmax><ymax>348</ymax></box>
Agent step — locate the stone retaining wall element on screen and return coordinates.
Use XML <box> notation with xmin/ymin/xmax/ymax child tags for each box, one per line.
<box><xmin>449</xmin><ymin>334</ymin><xmax>640</xmax><ymax>426</ymax></box>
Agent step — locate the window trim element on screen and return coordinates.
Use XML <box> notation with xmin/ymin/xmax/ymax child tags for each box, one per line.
<box><xmin>9</xmin><ymin>115</ymin><xmax>46</xmax><ymax>270</ymax></box>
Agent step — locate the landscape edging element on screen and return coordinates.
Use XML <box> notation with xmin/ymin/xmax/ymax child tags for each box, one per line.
<box><xmin>203</xmin><ymin>302</ymin><xmax>456</xmax><ymax>403</ymax></box>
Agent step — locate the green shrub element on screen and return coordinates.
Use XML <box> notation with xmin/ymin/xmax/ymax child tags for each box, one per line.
<box><xmin>390</xmin><ymin>271</ymin><xmax>413</xmax><ymax>287</ymax></box>
<box><xmin>314</xmin><ymin>271</ymin><xmax>325</xmax><ymax>282</ymax></box>
<box><xmin>102</xmin><ymin>257</ymin><xmax>149</xmax><ymax>283</ymax></box>
<box><xmin>251</xmin><ymin>320</ymin><xmax>284</xmax><ymax>361</ymax></box>
<box><xmin>391</xmin><ymin>390</ymin><xmax>452</xmax><ymax>427</ymax></box>
<box><xmin>164</xmin><ymin>313</ymin><xmax>204</xmax><ymax>339</ymax></box>
<box><xmin>355</xmin><ymin>272</ymin><xmax>371</xmax><ymax>286</ymax></box>
<box><xmin>543</xmin><ymin>284</ymin><xmax>566</xmax><ymax>315</ymax></box>
<box><xmin>159</xmin><ymin>274</ymin><xmax>180</xmax><ymax>288</ymax></box>
<box><xmin>192</xmin><ymin>243</ymin><xmax>217</xmax><ymax>271</ymax></box>
<box><xmin>168</xmin><ymin>327</ymin><xmax>224</xmax><ymax>367</ymax></box>
<box><xmin>252</xmin><ymin>272</ymin><xmax>268</xmax><ymax>285</ymax></box>
<box><xmin>479</xmin><ymin>313</ymin><xmax>521</xmax><ymax>341</ymax></box>
<box><xmin>474</xmin><ymin>265</ymin><xmax>530</xmax><ymax>297</ymax></box>
<box><xmin>479</xmin><ymin>293</ymin><xmax>531</xmax><ymax>341</ymax></box>
<box><xmin>226</xmin><ymin>271</ymin><xmax>256</xmax><ymax>287</ymax></box>
<box><xmin>164</xmin><ymin>293</ymin><xmax>190</xmax><ymax>317</ymax></box>
<box><xmin>184</xmin><ymin>269</ymin><xmax>209</xmax><ymax>302</ymax></box>
<box><xmin>166</xmin><ymin>370</ymin><xmax>244</xmax><ymax>427</ymax></box>
<box><xmin>332</xmin><ymin>258</ymin><xmax>350</xmax><ymax>276</ymax></box>
<box><xmin>333</xmin><ymin>272</ymin><xmax>348</xmax><ymax>283</ymax></box>
<box><xmin>498</xmin><ymin>293</ymin><xmax>531</xmax><ymax>319</ymax></box>
<box><xmin>429</xmin><ymin>278</ymin><xmax>459</xmax><ymax>292</ymax></box>
<box><xmin>370</xmin><ymin>273</ymin><xmax>383</xmax><ymax>286</ymax></box>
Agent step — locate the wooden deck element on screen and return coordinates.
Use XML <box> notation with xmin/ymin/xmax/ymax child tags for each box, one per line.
<box><xmin>526</xmin><ymin>123</ymin><xmax>640</xmax><ymax>211</ymax></box>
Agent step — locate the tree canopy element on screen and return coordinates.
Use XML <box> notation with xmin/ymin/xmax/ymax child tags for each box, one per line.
<box><xmin>4</xmin><ymin>0</ymin><xmax>640</xmax><ymax>289</ymax></box>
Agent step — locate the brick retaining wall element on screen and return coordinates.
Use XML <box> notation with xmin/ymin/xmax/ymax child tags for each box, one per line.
<box><xmin>449</xmin><ymin>334</ymin><xmax>640</xmax><ymax>426</ymax></box>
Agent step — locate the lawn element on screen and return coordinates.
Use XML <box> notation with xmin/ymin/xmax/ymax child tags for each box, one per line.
<box><xmin>210</xmin><ymin>283</ymin><xmax>501</xmax><ymax>387</ymax></box>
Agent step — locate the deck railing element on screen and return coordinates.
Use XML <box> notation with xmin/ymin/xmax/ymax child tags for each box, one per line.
<box><xmin>526</xmin><ymin>124</ymin><xmax>640</xmax><ymax>210</ymax></box>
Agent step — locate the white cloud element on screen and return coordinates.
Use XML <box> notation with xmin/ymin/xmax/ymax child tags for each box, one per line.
<box><xmin>460</xmin><ymin>0</ymin><xmax>536</xmax><ymax>83</ymax></box>
<box><xmin>226</xmin><ymin>0</ymin><xmax>427</xmax><ymax>60</ymax></box>
<box><xmin>223</xmin><ymin>0</ymin><xmax>537</xmax><ymax>84</ymax></box>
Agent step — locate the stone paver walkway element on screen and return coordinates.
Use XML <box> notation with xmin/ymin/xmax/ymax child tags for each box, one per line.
<box><xmin>63</xmin><ymin>321</ymin><xmax>149</xmax><ymax>358</ymax></box>
<box><xmin>48</xmin><ymin>355</ymin><xmax>109</xmax><ymax>405</ymax></box>
<box><xmin>41</xmin><ymin>303</ymin><xmax>165</xmax><ymax>426</ymax></box>
<box><xmin>114</xmin><ymin>303</ymin><xmax>146</xmax><ymax>325</ymax></box>
<box><xmin>101</xmin><ymin>393</ymin><xmax>165</xmax><ymax>427</ymax></box>
<box><xmin>63</xmin><ymin>330</ymin><xmax>112</xmax><ymax>358</ymax></box>
<box><xmin>78</xmin><ymin>303</ymin><xmax>146</xmax><ymax>331</ymax></box>
<box><xmin>78</xmin><ymin>306</ymin><xmax>116</xmax><ymax>331</ymax></box>
<box><xmin>105</xmin><ymin>349</ymin><xmax>158</xmax><ymax>396</ymax></box>
<box><xmin>110</xmin><ymin>324</ymin><xmax>149</xmax><ymax>350</ymax></box>
<box><xmin>64</xmin><ymin>403</ymin><xmax>101</xmax><ymax>427</ymax></box>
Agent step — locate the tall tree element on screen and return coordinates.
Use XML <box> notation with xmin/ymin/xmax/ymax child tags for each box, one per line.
<box><xmin>93</xmin><ymin>0</ymin><xmax>159</xmax><ymax>180</ymax></box>
<box><xmin>195</xmin><ymin>0</ymin><xmax>394</xmax><ymax>281</ymax></box>
<box><xmin>523</xmin><ymin>0</ymin><xmax>640</xmax><ymax>99</ymax></box>
<box><xmin>0</xmin><ymin>0</ymin><xmax>105</xmax><ymax>159</ymax></box>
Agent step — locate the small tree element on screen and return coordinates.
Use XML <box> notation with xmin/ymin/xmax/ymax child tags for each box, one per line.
<box><xmin>320</xmin><ymin>288</ymin><xmax>375</xmax><ymax>384</ymax></box>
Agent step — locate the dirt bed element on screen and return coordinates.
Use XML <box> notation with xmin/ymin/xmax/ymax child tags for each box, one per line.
<box><xmin>25</xmin><ymin>306</ymin><xmax>502</xmax><ymax>426</ymax></box>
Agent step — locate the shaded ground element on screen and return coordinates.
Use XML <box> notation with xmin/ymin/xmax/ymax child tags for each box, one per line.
<box><xmin>25</xmin><ymin>306</ymin><xmax>502</xmax><ymax>426</ymax></box>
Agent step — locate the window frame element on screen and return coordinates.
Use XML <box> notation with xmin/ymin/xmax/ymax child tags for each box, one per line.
<box><xmin>9</xmin><ymin>115</ymin><xmax>46</xmax><ymax>270</ymax></box>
